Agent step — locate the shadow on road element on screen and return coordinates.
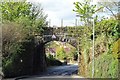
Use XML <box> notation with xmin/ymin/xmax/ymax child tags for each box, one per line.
<box><xmin>15</xmin><ymin>64</ymin><xmax>79</xmax><ymax>80</ymax></box>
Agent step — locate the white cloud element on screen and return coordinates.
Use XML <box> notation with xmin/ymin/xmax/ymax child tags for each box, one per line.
<box><xmin>27</xmin><ymin>0</ymin><xmax>116</xmax><ymax>26</ymax></box>
<box><xmin>27</xmin><ymin>0</ymin><xmax>82</xmax><ymax>26</ymax></box>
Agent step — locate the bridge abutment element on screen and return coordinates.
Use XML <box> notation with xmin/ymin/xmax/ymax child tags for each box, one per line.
<box><xmin>33</xmin><ymin>42</ymin><xmax>47</xmax><ymax>74</ymax></box>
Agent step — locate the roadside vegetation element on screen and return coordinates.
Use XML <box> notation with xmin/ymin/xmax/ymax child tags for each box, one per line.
<box><xmin>1</xmin><ymin>0</ymin><xmax>119</xmax><ymax>78</ymax></box>
<box><xmin>1</xmin><ymin>1</ymin><xmax>47</xmax><ymax>77</ymax></box>
<box><xmin>45</xmin><ymin>41</ymin><xmax>77</xmax><ymax>65</ymax></box>
<box><xmin>73</xmin><ymin>1</ymin><xmax>120</xmax><ymax>78</ymax></box>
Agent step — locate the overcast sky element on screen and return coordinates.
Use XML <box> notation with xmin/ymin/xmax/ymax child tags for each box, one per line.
<box><xmin>27</xmin><ymin>0</ymin><xmax>118</xmax><ymax>27</ymax></box>
<box><xmin>27</xmin><ymin>0</ymin><xmax>87</xmax><ymax>27</ymax></box>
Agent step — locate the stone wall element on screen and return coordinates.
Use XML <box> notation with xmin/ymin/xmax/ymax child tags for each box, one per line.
<box><xmin>33</xmin><ymin>42</ymin><xmax>47</xmax><ymax>73</ymax></box>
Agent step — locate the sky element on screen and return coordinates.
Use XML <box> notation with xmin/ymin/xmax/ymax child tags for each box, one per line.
<box><xmin>27</xmin><ymin>0</ymin><xmax>83</xmax><ymax>27</ymax></box>
<box><xmin>27</xmin><ymin>0</ymin><xmax>119</xmax><ymax>27</ymax></box>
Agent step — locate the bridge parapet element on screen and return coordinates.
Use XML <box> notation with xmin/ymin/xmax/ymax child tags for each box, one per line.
<box><xmin>35</xmin><ymin>27</ymin><xmax>79</xmax><ymax>48</ymax></box>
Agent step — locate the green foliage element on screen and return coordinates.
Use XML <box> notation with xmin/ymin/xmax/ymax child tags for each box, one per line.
<box><xmin>45</xmin><ymin>41</ymin><xmax>77</xmax><ymax>61</ymax></box>
<box><xmin>1</xmin><ymin>1</ymin><xmax>31</xmax><ymax>21</ymax></box>
<box><xmin>95</xmin><ymin>19</ymin><xmax>120</xmax><ymax>42</ymax></box>
<box><xmin>2</xmin><ymin>1</ymin><xmax>47</xmax><ymax>77</ymax></box>
<box><xmin>46</xmin><ymin>56</ymin><xmax>62</xmax><ymax>67</ymax></box>
<box><xmin>1</xmin><ymin>1</ymin><xmax>47</xmax><ymax>34</ymax></box>
<box><xmin>2</xmin><ymin>22</ymin><xmax>26</xmax><ymax>58</ymax></box>
<box><xmin>56</xmin><ymin>47</ymin><xmax>66</xmax><ymax>60</ymax></box>
<box><xmin>112</xmin><ymin>39</ymin><xmax>120</xmax><ymax>54</ymax></box>
<box><xmin>88</xmin><ymin>53</ymin><xmax>118</xmax><ymax>78</ymax></box>
<box><xmin>68</xmin><ymin>15</ymin><xmax>119</xmax><ymax>77</ymax></box>
<box><xmin>87</xmin><ymin>19</ymin><xmax>119</xmax><ymax>78</ymax></box>
<box><xmin>67</xmin><ymin>49</ymin><xmax>77</xmax><ymax>60</ymax></box>
<box><xmin>47</xmin><ymin>53</ymin><xmax>54</xmax><ymax>60</ymax></box>
<box><xmin>2</xmin><ymin>37</ymin><xmax>35</xmax><ymax>77</ymax></box>
<box><xmin>83</xmin><ymin>49</ymin><xmax>89</xmax><ymax>64</ymax></box>
<box><xmin>73</xmin><ymin>1</ymin><xmax>103</xmax><ymax>26</ymax></box>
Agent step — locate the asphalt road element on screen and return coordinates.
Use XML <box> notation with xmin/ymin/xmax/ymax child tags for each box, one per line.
<box><xmin>41</xmin><ymin>64</ymin><xmax>78</xmax><ymax>76</ymax></box>
<box><xmin>17</xmin><ymin>64</ymin><xmax>83</xmax><ymax>80</ymax></box>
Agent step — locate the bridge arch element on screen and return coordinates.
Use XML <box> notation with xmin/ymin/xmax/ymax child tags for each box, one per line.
<box><xmin>35</xmin><ymin>27</ymin><xmax>79</xmax><ymax>48</ymax></box>
<box><xmin>42</xmin><ymin>34</ymin><xmax>78</xmax><ymax>48</ymax></box>
<box><xmin>33</xmin><ymin>27</ymin><xmax>81</xmax><ymax>74</ymax></box>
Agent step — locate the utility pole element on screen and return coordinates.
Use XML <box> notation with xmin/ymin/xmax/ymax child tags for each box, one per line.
<box><xmin>92</xmin><ymin>19</ymin><xmax>95</xmax><ymax>78</ymax></box>
<box><xmin>77</xmin><ymin>39</ymin><xmax>80</xmax><ymax>63</ymax></box>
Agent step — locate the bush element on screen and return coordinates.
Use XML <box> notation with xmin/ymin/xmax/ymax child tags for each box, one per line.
<box><xmin>88</xmin><ymin>53</ymin><xmax>118</xmax><ymax>78</ymax></box>
<box><xmin>46</xmin><ymin>56</ymin><xmax>62</xmax><ymax>66</ymax></box>
<box><xmin>1</xmin><ymin>1</ymin><xmax>47</xmax><ymax>78</ymax></box>
<box><xmin>77</xmin><ymin>19</ymin><xmax>120</xmax><ymax>77</ymax></box>
<box><xmin>56</xmin><ymin>47</ymin><xmax>66</xmax><ymax>60</ymax></box>
<box><xmin>2</xmin><ymin>38</ymin><xmax>35</xmax><ymax>78</ymax></box>
<box><xmin>2</xmin><ymin>23</ymin><xmax>35</xmax><ymax>77</ymax></box>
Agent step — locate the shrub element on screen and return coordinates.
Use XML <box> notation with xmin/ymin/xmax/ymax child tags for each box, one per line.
<box><xmin>56</xmin><ymin>47</ymin><xmax>66</xmax><ymax>60</ymax></box>
<box><xmin>2</xmin><ymin>37</ymin><xmax>35</xmax><ymax>78</ymax></box>
<box><xmin>46</xmin><ymin>56</ymin><xmax>62</xmax><ymax>66</ymax></box>
<box><xmin>2</xmin><ymin>22</ymin><xmax>35</xmax><ymax>77</ymax></box>
<box><xmin>78</xmin><ymin>19</ymin><xmax>120</xmax><ymax>77</ymax></box>
<box><xmin>88</xmin><ymin>53</ymin><xmax>118</xmax><ymax>78</ymax></box>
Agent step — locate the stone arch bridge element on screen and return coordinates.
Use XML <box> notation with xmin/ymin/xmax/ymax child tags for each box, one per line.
<box><xmin>26</xmin><ymin>27</ymin><xmax>80</xmax><ymax>75</ymax></box>
<box><xmin>35</xmin><ymin>27</ymin><xmax>79</xmax><ymax>48</ymax></box>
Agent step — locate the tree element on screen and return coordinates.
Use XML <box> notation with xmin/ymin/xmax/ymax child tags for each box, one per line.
<box><xmin>73</xmin><ymin>0</ymin><xmax>103</xmax><ymax>26</ymax></box>
<box><xmin>2</xmin><ymin>22</ymin><xmax>23</xmax><ymax>56</ymax></box>
<box><xmin>1</xmin><ymin>1</ymin><xmax>47</xmax><ymax>58</ymax></box>
<box><xmin>97</xmin><ymin>1</ymin><xmax>119</xmax><ymax>19</ymax></box>
<box><xmin>1</xmin><ymin>1</ymin><xmax>47</xmax><ymax>35</ymax></box>
<box><xmin>56</xmin><ymin>47</ymin><xmax>66</xmax><ymax>60</ymax></box>
<box><xmin>1</xmin><ymin>1</ymin><xmax>47</xmax><ymax>77</ymax></box>
<box><xmin>1</xmin><ymin>1</ymin><xmax>31</xmax><ymax>22</ymax></box>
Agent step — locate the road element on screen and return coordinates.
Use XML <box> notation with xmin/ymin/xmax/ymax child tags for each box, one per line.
<box><xmin>17</xmin><ymin>64</ymin><xmax>83</xmax><ymax>80</ymax></box>
<box><xmin>41</xmin><ymin>64</ymin><xmax>78</xmax><ymax>76</ymax></box>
